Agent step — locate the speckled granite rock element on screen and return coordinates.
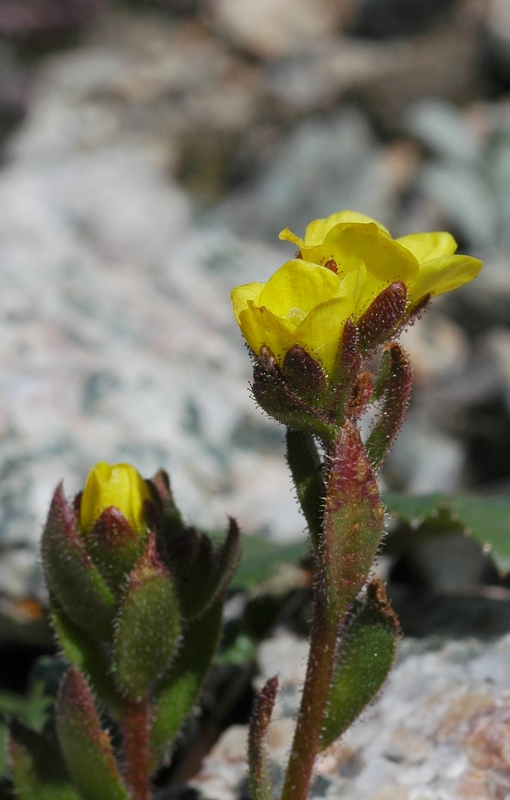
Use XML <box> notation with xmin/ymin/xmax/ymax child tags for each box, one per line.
<box><xmin>0</xmin><ymin>48</ymin><xmax>307</xmax><ymax>599</ymax></box>
<box><xmin>191</xmin><ymin>633</ymin><xmax>510</xmax><ymax>800</ymax></box>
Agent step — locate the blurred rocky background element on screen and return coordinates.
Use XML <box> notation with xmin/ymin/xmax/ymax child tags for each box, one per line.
<box><xmin>2</xmin><ymin>0</ymin><xmax>510</xmax><ymax>797</ymax></box>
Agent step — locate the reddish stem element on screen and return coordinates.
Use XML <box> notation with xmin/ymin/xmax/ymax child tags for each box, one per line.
<box><xmin>122</xmin><ymin>698</ymin><xmax>152</xmax><ymax>800</ymax></box>
<box><xmin>281</xmin><ymin>590</ymin><xmax>338</xmax><ymax>800</ymax></box>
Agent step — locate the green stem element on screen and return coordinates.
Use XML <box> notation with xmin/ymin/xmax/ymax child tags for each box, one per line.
<box><xmin>122</xmin><ymin>698</ymin><xmax>152</xmax><ymax>800</ymax></box>
<box><xmin>281</xmin><ymin>589</ymin><xmax>338</xmax><ymax>800</ymax></box>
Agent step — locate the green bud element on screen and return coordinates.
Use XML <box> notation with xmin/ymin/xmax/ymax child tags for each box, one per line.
<box><xmin>114</xmin><ymin>533</ymin><xmax>181</xmax><ymax>700</ymax></box>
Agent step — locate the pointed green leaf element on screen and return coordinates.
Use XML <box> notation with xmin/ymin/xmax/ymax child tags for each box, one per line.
<box><xmin>56</xmin><ymin>668</ymin><xmax>130</xmax><ymax>800</ymax></box>
<box><xmin>385</xmin><ymin>492</ymin><xmax>510</xmax><ymax>574</ymax></box>
<box><xmin>320</xmin><ymin>580</ymin><xmax>399</xmax><ymax>750</ymax></box>
<box><xmin>114</xmin><ymin>533</ymin><xmax>180</xmax><ymax>699</ymax></box>
<box><xmin>41</xmin><ymin>485</ymin><xmax>116</xmax><ymax>641</ymax></box>
<box><xmin>365</xmin><ymin>343</ymin><xmax>412</xmax><ymax>473</ymax></box>
<box><xmin>9</xmin><ymin>722</ymin><xmax>81</xmax><ymax>800</ymax></box>
<box><xmin>322</xmin><ymin>421</ymin><xmax>385</xmax><ymax>619</ymax></box>
<box><xmin>286</xmin><ymin>430</ymin><xmax>324</xmax><ymax>553</ymax></box>
<box><xmin>51</xmin><ymin>604</ymin><xmax>122</xmax><ymax>718</ymax></box>
<box><xmin>248</xmin><ymin>675</ymin><xmax>278</xmax><ymax>800</ymax></box>
<box><xmin>150</xmin><ymin>595</ymin><xmax>224</xmax><ymax>769</ymax></box>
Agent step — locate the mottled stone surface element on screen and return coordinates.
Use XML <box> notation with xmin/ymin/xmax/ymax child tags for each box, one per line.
<box><xmin>191</xmin><ymin>633</ymin><xmax>510</xmax><ymax>800</ymax></box>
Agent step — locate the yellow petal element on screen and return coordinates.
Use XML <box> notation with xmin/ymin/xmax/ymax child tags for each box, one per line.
<box><xmin>304</xmin><ymin>210</ymin><xmax>390</xmax><ymax>246</ymax></box>
<box><xmin>81</xmin><ymin>462</ymin><xmax>152</xmax><ymax>535</ymax></box>
<box><xmin>278</xmin><ymin>227</ymin><xmax>304</xmax><ymax>249</ymax></box>
<box><xmin>231</xmin><ymin>282</ymin><xmax>264</xmax><ymax>324</ymax></box>
<box><xmin>337</xmin><ymin>260</ymin><xmax>368</xmax><ymax>313</ymax></box>
<box><xmin>259</xmin><ymin>259</ymin><xmax>340</xmax><ymax>318</ymax></box>
<box><xmin>238</xmin><ymin>302</ymin><xmax>294</xmax><ymax>363</ymax></box>
<box><xmin>408</xmin><ymin>255</ymin><xmax>483</xmax><ymax>304</ymax></box>
<box><xmin>322</xmin><ymin>223</ymin><xmax>419</xmax><ymax>284</ymax></box>
<box><xmin>397</xmin><ymin>232</ymin><xmax>457</xmax><ymax>263</ymax></box>
<box><xmin>288</xmin><ymin>296</ymin><xmax>354</xmax><ymax>376</ymax></box>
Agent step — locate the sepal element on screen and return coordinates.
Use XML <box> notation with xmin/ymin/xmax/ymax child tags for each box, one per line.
<box><xmin>365</xmin><ymin>343</ymin><xmax>412</xmax><ymax>472</ymax></box>
<box><xmin>252</xmin><ymin>346</ymin><xmax>336</xmax><ymax>440</ymax></box>
<box><xmin>42</xmin><ymin>485</ymin><xmax>116</xmax><ymax>641</ymax></box>
<box><xmin>356</xmin><ymin>281</ymin><xmax>407</xmax><ymax>352</ymax></box>
<box><xmin>86</xmin><ymin>507</ymin><xmax>144</xmax><ymax>596</ymax></box>
<box><xmin>114</xmin><ymin>532</ymin><xmax>181</xmax><ymax>699</ymax></box>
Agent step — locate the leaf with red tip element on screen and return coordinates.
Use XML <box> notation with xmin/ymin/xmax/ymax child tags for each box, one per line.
<box><xmin>42</xmin><ymin>485</ymin><xmax>116</xmax><ymax>641</ymax></box>
<box><xmin>320</xmin><ymin>580</ymin><xmax>399</xmax><ymax>749</ymax></box>
<box><xmin>357</xmin><ymin>282</ymin><xmax>408</xmax><ymax>351</ymax></box>
<box><xmin>9</xmin><ymin>722</ymin><xmax>81</xmax><ymax>800</ymax></box>
<box><xmin>322</xmin><ymin>422</ymin><xmax>384</xmax><ymax>619</ymax></box>
<box><xmin>248</xmin><ymin>675</ymin><xmax>278</xmax><ymax>800</ymax></box>
<box><xmin>114</xmin><ymin>533</ymin><xmax>181</xmax><ymax>699</ymax></box>
<box><xmin>365</xmin><ymin>343</ymin><xmax>412</xmax><ymax>472</ymax></box>
<box><xmin>55</xmin><ymin>668</ymin><xmax>130</xmax><ymax>800</ymax></box>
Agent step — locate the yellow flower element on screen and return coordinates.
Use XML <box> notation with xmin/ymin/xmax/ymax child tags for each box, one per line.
<box><xmin>231</xmin><ymin>210</ymin><xmax>482</xmax><ymax>376</ymax></box>
<box><xmin>80</xmin><ymin>462</ymin><xmax>152</xmax><ymax>535</ymax></box>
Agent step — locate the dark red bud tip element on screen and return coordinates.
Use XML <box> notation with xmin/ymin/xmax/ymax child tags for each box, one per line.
<box><xmin>357</xmin><ymin>281</ymin><xmax>408</xmax><ymax>351</ymax></box>
<box><xmin>282</xmin><ymin>344</ymin><xmax>327</xmax><ymax>394</ymax></box>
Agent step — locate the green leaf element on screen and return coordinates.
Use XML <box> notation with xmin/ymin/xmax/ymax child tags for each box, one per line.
<box><xmin>286</xmin><ymin>430</ymin><xmax>324</xmax><ymax>553</ymax></box>
<box><xmin>231</xmin><ymin>537</ymin><xmax>308</xmax><ymax>591</ymax></box>
<box><xmin>384</xmin><ymin>493</ymin><xmax>510</xmax><ymax>573</ymax></box>
<box><xmin>42</xmin><ymin>485</ymin><xmax>116</xmax><ymax>641</ymax></box>
<box><xmin>320</xmin><ymin>580</ymin><xmax>398</xmax><ymax>750</ymax></box>
<box><xmin>0</xmin><ymin>683</ymin><xmax>52</xmax><ymax>734</ymax></box>
<box><xmin>114</xmin><ymin>534</ymin><xmax>180</xmax><ymax>699</ymax></box>
<box><xmin>248</xmin><ymin>675</ymin><xmax>278</xmax><ymax>800</ymax></box>
<box><xmin>9</xmin><ymin>722</ymin><xmax>81</xmax><ymax>800</ymax></box>
<box><xmin>51</xmin><ymin>604</ymin><xmax>122</xmax><ymax>718</ymax></box>
<box><xmin>55</xmin><ymin>668</ymin><xmax>130</xmax><ymax>800</ymax></box>
<box><xmin>150</xmin><ymin>595</ymin><xmax>224</xmax><ymax>770</ymax></box>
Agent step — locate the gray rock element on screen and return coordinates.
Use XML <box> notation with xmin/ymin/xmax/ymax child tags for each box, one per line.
<box><xmin>213</xmin><ymin>110</ymin><xmax>401</xmax><ymax>242</ymax></box>
<box><xmin>191</xmin><ymin>633</ymin><xmax>510</xmax><ymax>800</ymax></box>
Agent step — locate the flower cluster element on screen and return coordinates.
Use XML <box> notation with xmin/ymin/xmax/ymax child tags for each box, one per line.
<box><xmin>231</xmin><ymin>210</ymin><xmax>482</xmax><ymax>377</ymax></box>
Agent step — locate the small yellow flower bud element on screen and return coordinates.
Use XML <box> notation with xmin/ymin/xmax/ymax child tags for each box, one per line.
<box><xmin>80</xmin><ymin>462</ymin><xmax>152</xmax><ymax>535</ymax></box>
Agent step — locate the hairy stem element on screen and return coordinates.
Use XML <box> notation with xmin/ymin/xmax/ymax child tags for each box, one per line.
<box><xmin>122</xmin><ymin>698</ymin><xmax>152</xmax><ymax>800</ymax></box>
<box><xmin>281</xmin><ymin>590</ymin><xmax>338</xmax><ymax>800</ymax></box>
